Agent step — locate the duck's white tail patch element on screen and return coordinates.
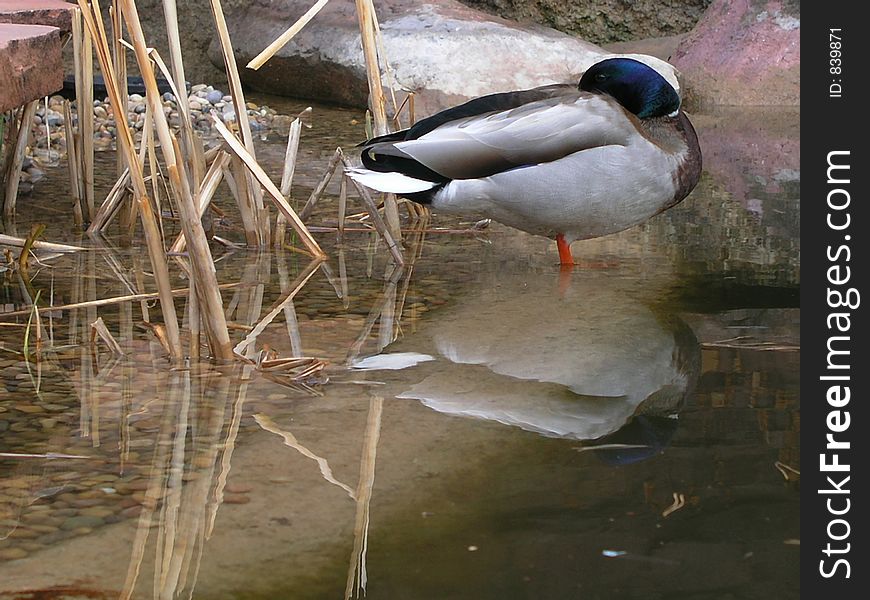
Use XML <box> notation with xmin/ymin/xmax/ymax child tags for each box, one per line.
<box><xmin>345</xmin><ymin>167</ymin><xmax>439</xmax><ymax>194</ymax></box>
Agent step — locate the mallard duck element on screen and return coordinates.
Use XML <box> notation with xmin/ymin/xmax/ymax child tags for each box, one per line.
<box><xmin>348</xmin><ymin>57</ymin><xmax>702</xmax><ymax>265</ymax></box>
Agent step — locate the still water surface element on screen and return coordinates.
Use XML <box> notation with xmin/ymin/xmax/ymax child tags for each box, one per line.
<box><xmin>0</xmin><ymin>97</ymin><xmax>799</xmax><ymax>599</ymax></box>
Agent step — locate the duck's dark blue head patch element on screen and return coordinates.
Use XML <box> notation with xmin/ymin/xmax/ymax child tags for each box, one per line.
<box><xmin>579</xmin><ymin>57</ymin><xmax>681</xmax><ymax>119</ymax></box>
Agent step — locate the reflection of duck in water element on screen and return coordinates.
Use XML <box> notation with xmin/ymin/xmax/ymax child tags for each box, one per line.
<box><xmin>357</xmin><ymin>273</ymin><xmax>699</xmax><ymax>460</ymax></box>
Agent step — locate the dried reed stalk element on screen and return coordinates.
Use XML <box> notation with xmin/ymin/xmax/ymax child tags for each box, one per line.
<box><xmin>111</xmin><ymin>3</ymin><xmax>128</xmax><ymax>178</ymax></box>
<box><xmin>187</xmin><ymin>276</ymin><xmax>201</xmax><ymax>359</ymax></box>
<box><xmin>233</xmin><ymin>258</ymin><xmax>321</xmax><ymax>355</ymax></box>
<box><xmin>62</xmin><ymin>100</ymin><xmax>84</xmax><ymax>225</ymax></box>
<box><xmin>208</xmin><ymin>0</ymin><xmax>267</xmax><ymax>245</ymax></box>
<box><xmin>88</xmin><ymin>167</ymin><xmax>131</xmax><ymax>231</ymax></box>
<box><xmin>354</xmin><ymin>0</ymin><xmax>401</xmax><ymax>240</ymax></box>
<box><xmin>229</xmin><ymin>156</ymin><xmax>259</xmax><ymax>246</ymax></box>
<box><xmin>246</xmin><ymin>0</ymin><xmax>331</xmax><ymax>70</ymax></box>
<box><xmin>81</xmin><ymin>15</ymin><xmax>95</xmax><ymax>221</ymax></box>
<box><xmin>90</xmin><ymin>316</ymin><xmax>125</xmax><ymax>356</ymax></box>
<box><xmin>341</xmin><ymin>158</ymin><xmax>404</xmax><ymax>265</ymax></box>
<box><xmin>77</xmin><ymin>0</ymin><xmax>183</xmax><ymax>359</ymax></box>
<box><xmin>298</xmin><ymin>147</ymin><xmax>342</xmax><ymax>221</ymax></box>
<box><xmin>169</xmin><ymin>151</ymin><xmax>231</xmax><ymax>253</ymax></box>
<box><xmin>119</xmin><ymin>0</ymin><xmax>233</xmax><ymax>359</ymax></box>
<box><xmin>2</xmin><ymin>100</ymin><xmax>37</xmax><ymax>218</ymax></box>
<box><xmin>275</xmin><ymin>117</ymin><xmax>303</xmax><ymax>247</ymax></box>
<box><xmin>161</xmin><ymin>0</ymin><xmax>204</xmax><ymax>188</ymax></box>
<box><xmin>337</xmin><ymin>174</ymin><xmax>348</xmax><ymax>244</ymax></box>
<box><xmin>1</xmin><ymin>283</ymin><xmax>248</xmax><ymax>320</ymax></box>
<box><xmin>212</xmin><ymin>116</ymin><xmax>325</xmax><ymax>258</ymax></box>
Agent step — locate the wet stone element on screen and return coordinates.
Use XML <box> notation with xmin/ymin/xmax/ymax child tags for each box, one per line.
<box><xmin>120</xmin><ymin>505</ymin><xmax>142</xmax><ymax>518</ymax></box>
<box><xmin>60</xmin><ymin>515</ymin><xmax>105</xmax><ymax>531</ymax></box>
<box><xmin>225</xmin><ymin>483</ymin><xmax>253</xmax><ymax>494</ymax></box>
<box><xmin>77</xmin><ymin>507</ymin><xmax>115</xmax><ymax>518</ymax></box>
<box><xmin>223</xmin><ymin>494</ymin><xmax>251</xmax><ymax>505</ymax></box>
<box><xmin>0</xmin><ymin>548</ymin><xmax>28</xmax><ymax>560</ymax></box>
<box><xmin>39</xmin><ymin>530</ymin><xmax>74</xmax><ymax>545</ymax></box>
<box><xmin>8</xmin><ymin>527</ymin><xmax>40</xmax><ymax>539</ymax></box>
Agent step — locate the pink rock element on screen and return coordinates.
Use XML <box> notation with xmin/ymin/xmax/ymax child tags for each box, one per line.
<box><xmin>672</xmin><ymin>0</ymin><xmax>799</xmax><ymax>106</ymax></box>
<box><xmin>0</xmin><ymin>0</ymin><xmax>76</xmax><ymax>33</ymax></box>
<box><xmin>0</xmin><ymin>22</ymin><xmax>63</xmax><ymax>112</ymax></box>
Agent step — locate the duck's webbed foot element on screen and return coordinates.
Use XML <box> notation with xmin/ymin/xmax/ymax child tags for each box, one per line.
<box><xmin>556</xmin><ymin>234</ymin><xmax>575</xmax><ymax>266</ymax></box>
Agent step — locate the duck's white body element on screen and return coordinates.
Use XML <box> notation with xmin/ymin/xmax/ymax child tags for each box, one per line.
<box><xmin>428</xmin><ymin>106</ymin><xmax>690</xmax><ymax>241</ymax></box>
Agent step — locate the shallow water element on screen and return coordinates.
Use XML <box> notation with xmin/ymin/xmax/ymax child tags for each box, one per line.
<box><xmin>0</xmin><ymin>98</ymin><xmax>799</xmax><ymax>599</ymax></box>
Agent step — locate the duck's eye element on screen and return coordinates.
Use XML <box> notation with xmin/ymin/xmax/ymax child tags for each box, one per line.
<box><xmin>594</xmin><ymin>73</ymin><xmax>609</xmax><ymax>82</ymax></box>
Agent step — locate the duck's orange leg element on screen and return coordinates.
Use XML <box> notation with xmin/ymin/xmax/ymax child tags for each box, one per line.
<box><xmin>556</xmin><ymin>234</ymin><xmax>575</xmax><ymax>266</ymax></box>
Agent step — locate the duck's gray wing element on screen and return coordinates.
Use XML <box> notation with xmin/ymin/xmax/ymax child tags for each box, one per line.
<box><xmin>363</xmin><ymin>84</ymin><xmax>577</xmax><ymax>147</ymax></box>
<box><xmin>385</xmin><ymin>94</ymin><xmax>639</xmax><ymax>180</ymax></box>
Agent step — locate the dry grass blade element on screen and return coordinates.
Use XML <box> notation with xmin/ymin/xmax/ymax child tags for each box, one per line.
<box><xmin>62</xmin><ymin>100</ymin><xmax>84</xmax><ymax>225</ymax></box>
<box><xmin>299</xmin><ymin>147</ymin><xmax>343</xmax><ymax>221</ymax></box>
<box><xmin>337</xmin><ymin>174</ymin><xmax>348</xmax><ymax>244</ymax></box>
<box><xmin>2</xmin><ymin>100</ymin><xmax>38</xmax><ymax>219</ymax></box>
<box><xmin>0</xmin><ymin>282</ymin><xmax>245</xmax><ymax>319</ymax></box>
<box><xmin>0</xmin><ymin>234</ymin><xmax>85</xmax><ymax>253</ymax></box>
<box><xmin>90</xmin><ymin>316</ymin><xmax>125</xmax><ymax>356</ymax></box>
<box><xmin>275</xmin><ymin>117</ymin><xmax>304</xmax><ymax>247</ymax></box>
<box><xmin>208</xmin><ymin>0</ymin><xmax>266</xmax><ymax>244</ymax></box>
<box><xmin>212</xmin><ymin>116</ymin><xmax>325</xmax><ymax>258</ymax></box>
<box><xmin>246</xmin><ymin>0</ymin><xmax>331</xmax><ymax>70</ymax></box>
<box><xmin>661</xmin><ymin>492</ymin><xmax>686</xmax><ymax>518</ymax></box>
<box><xmin>111</xmin><ymin>2</ymin><xmax>128</xmax><ymax>180</ymax></box>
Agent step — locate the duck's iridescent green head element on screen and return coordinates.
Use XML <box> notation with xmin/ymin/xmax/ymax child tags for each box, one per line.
<box><xmin>579</xmin><ymin>57</ymin><xmax>681</xmax><ymax>119</ymax></box>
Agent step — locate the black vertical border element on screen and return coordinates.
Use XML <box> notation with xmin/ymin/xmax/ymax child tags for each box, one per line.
<box><xmin>803</xmin><ymin>2</ymin><xmax>866</xmax><ymax>597</ymax></box>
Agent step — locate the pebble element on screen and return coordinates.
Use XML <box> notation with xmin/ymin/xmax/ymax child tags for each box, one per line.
<box><xmin>120</xmin><ymin>505</ymin><xmax>143</xmax><ymax>518</ymax></box>
<box><xmin>60</xmin><ymin>515</ymin><xmax>105</xmax><ymax>531</ymax></box>
<box><xmin>0</xmin><ymin>548</ymin><xmax>29</xmax><ymax>560</ymax></box>
<box><xmin>206</xmin><ymin>90</ymin><xmax>224</xmax><ymax>104</ymax></box>
<box><xmin>78</xmin><ymin>507</ymin><xmax>115</xmax><ymax>518</ymax></box>
<box><xmin>225</xmin><ymin>483</ymin><xmax>253</xmax><ymax>494</ymax></box>
<box><xmin>223</xmin><ymin>494</ymin><xmax>251</xmax><ymax>505</ymax></box>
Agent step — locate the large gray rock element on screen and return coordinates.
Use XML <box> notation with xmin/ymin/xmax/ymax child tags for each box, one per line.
<box><xmin>672</xmin><ymin>0</ymin><xmax>799</xmax><ymax>106</ymax></box>
<box><xmin>213</xmin><ymin>0</ymin><xmax>612</xmax><ymax>116</ymax></box>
